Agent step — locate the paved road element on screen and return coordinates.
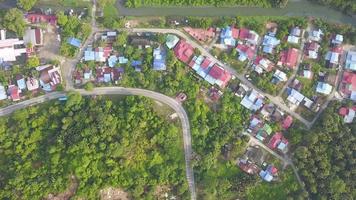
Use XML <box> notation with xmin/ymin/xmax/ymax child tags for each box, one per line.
<box><xmin>126</xmin><ymin>28</ymin><xmax>312</xmax><ymax>128</ymax></box>
<box><xmin>0</xmin><ymin>87</ymin><xmax>197</xmax><ymax>200</ymax></box>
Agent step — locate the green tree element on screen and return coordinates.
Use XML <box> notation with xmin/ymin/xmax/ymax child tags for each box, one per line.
<box><xmin>84</xmin><ymin>82</ymin><xmax>94</xmax><ymax>91</ymax></box>
<box><xmin>26</xmin><ymin>56</ymin><xmax>40</xmax><ymax>68</ymax></box>
<box><xmin>56</xmin><ymin>11</ymin><xmax>68</xmax><ymax>26</ymax></box>
<box><xmin>17</xmin><ymin>0</ymin><xmax>37</xmax><ymax>11</ymax></box>
<box><xmin>3</xmin><ymin>8</ymin><xmax>26</xmax><ymax>36</ymax></box>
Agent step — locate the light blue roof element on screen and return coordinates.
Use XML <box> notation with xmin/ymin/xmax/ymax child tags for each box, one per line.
<box><xmin>118</xmin><ymin>56</ymin><xmax>128</xmax><ymax>64</ymax></box>
<box><xmin>108</xmin><ymin>55</ymin><xmax>118</xmax><ymax>67</ymax></box>
<box><xmin>104</xmin><ymin>73</ymin><xmax>111</xmax><ymax>83</ymax></box>
<box><xmin>84</xmin><ymin>49</ymin><xmax>95</xmax><ymax>61</ymax></box>
<box><xmin>17</xmin><ymin>78</ymin><xmax>26</xmax><ymax>90</ymax></box>
<box><xmin>132</xmin><ymin>60</ymin><xmax>142</xmax><ymax>67</ymax></box>
<box><xmin>153</xmin><ymin>47</ymin><xmax>166</xmax><ymax>70</ymax></box>
<box><xmin>277</xmin><ymin>142</ymin><xmax>287</xmax><ymax>151</ymax></box>
<box><xmin>84</xmin><ymin>71</ymin><xmax>92</xmax><ymax>80</ymax></box>
<box><xmin>316</xmin><ymin>82</ymin><xmax>332</xmax><ymax>95</ymax></box>
<box><xmin>263</xmin><ymin>46</ymin><xmax>273</xmax><ymax>54</ymax></box>
<box><xmin>67</xmin><ymin>37</ymin><xmax>81</xmax><ymax>48</ymax></box>
<box><xmin>39</xmin><ymin>80</ymin><xmax>52</xmax><ymax>92</ymax></box>
<box><xmin>220</xmin><ymin>26</ymin><xmax>236</xmax><ymax>46</ymax></box>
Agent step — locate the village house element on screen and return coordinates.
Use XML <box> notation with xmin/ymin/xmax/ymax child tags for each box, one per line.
<box><xmin>166</xmin><ymin>34</ymin><xmax>180</xmax><ymax>49</ymax></box>
<box><xmin>153</xmin><ymin>47</ymin><xmax>166</xmax><ymax>71</ymax></box>
<box><xmin>16</xmin><ymin>74</ymin><xmax>26</xmax><ymax>90</ymax></box>
<box><xmin>132</xmin><ymin>60</ymin><xmax>142</xmax><ymax>72</ymax></box>
<box><xmin>67</xmin><ymin>37</ymin><xmax>81</xmax><ymax>48</ymax></box>
<box><xmin>253</xmin><ymin>57</ymin><xmax>274</xmax><ymax>74</ymax></box>
<box><xmin>111</xmin><ymin>67</ymin><xmax>124</xmax><ymax>83</ymax></box>
<box><xmin>316</xmin><ymin>82</ymin><xmax>333</xmax><ymax>95</ymax></box>
<box><xmin>0</xmin><ymin>30</ymin><xmax>26</xmax><ymax>62</ymax></box>
<box><xmin>238</xmin><ymin>28</ymin><xmax>259</xmax><ymax>45</ymax></box>
<box><xmin>183</xmin><ymin>27</ymin><xmax>215</xmax><ymax>43</ymax></box>
<box><xmin>281</xmin><ymin>115</ymin><xmax>293</xmax><ymax>130</ymax></box>
<box><xmin>345</xmin><ymin>50</ymin><xmax>356</xmax><ymax>71</ymax></box>
<box><xmin>255</xmin><ymin>124</ymin><xmax>273</xmax><ymax>142</ymax></box>
<box><xmin>287</xmin><ymin>27</ymin><xmax>302</xmax><ymax>44</ymax></box>
<box><xmin>101</xmin><ymin>31</ymin><xmax>117</xmax><ymax>43</ymax></box>
<box><xmin>260</xmin><ymin>103</ymin><xmax>276</xmax><ymax>120</ymax></box>
<box><xmin>340</xmin><ymin>71</ymin><xmax>356</xmax><ymax>101</ymax></box>
<box><xmin>205</xmin><ymin>64</ymin><xmax>231</xmax><ymax>88</ymax></box>
<box><xmin>339</xmin><ymin>107</ymin><xmax>356</xmax><ymax>123</ymax></box>
<box><xmin>309</xmin><ymin>29</ymin><xmax>323</xmax><ymax>42</ymax></box>
<box><xmin>304</xmin><ymin>41</ymin><xmax>320</xmax><ymax>59</ymax></box>
<box><xmin>236</xmin><ymin>44</ymin><xmax>256</xmax><ymax>61</ymax></box>
<box><xmin>268</xmin><ymin>132</ymin><xmax>289</xmax><ymax>152</ymax></box>
<box><xmin>173</xmin><ymin>39</ymin><xmax>194</xmax><ymax>64</ymax></box>
<box><xmin>259</xmin><ymin>164</ymin><xmax>278</xmax><ymax>182</ymax></box>
<box><xmin>24</xmin><ymin>28</ymin><xmax>43</xmax><ymax>47</ymax></box>
<box><xmin>278</xmin><ymin>48</ymin><xmax>299</xmax><ymax>69</ymax></box>
<box><xmin>262</xmin><ymin>34</ymin><xmax>280</xmax><ymax>54</ymax></box>
<box><xmin>189</xmin><ymin>56</ymin><xmax>214</xmax><ymax>79</ymax></box>
<box><xmin>26</xmin><ymin>13</ymin><xmax>57</xmax><ymax>25</ymax></box>
<box><xmin>331</xmin><ymin>34</ymin><xmax>344</xmax><ymax>46</ymax></box>
<box><xmin>325</xmin><ymin>46</ymin><xmax>343</xmax><ymax>67</ymax></box>
<box><xmin>84</xmin><ymin>46</ymin><xmax>112</xmax><ymax>62</ymax></box>
<box><xmin>37</xmin><ymin>65</ymin><xmax>62</xmax><ymax>92</ymax></box>
<box><xmin>286</xmin><ymin>88</ymin><xmax>314</xmax><ymax>109</ymax></box>
<box><xmin>241</xmin><ymin>90</ymin><xmax>264</xmax><ymax>112</ymax></box>
<box><xmin>8</xmin><ymin>85</ymin><xmax>20</xmax><ymax>101</ymax></box>
<box><xmin>220</xmin><ymin>26</ymin><xmax>239</xmax><ymax>47</ymax></box>
<box><xmin>300</xmin><ymin>64</ymin><xmax>313</xmax><ymax>79</ymax></box>
<box><xmin>26</xmin><ymin>77</ymin><xmax>39</xmax><ymax>91</ymax></box>
<box><xmin>0</xmin><ymin>84</ymin><xmax>7</xmax><ymax>100</ymax></box>
<box><xmin>83</xmin><ymin>68</ymin><xmax>92</xmax><ymax>80</ymax></box>
<box><xmin>272</xmin><ymin>69</ymin><xmax>288</xmax><ymax>84</ymax></box>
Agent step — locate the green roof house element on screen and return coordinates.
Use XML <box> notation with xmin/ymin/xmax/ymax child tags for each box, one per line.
<box><xmin>262</xmin><ymin>124</ymin><xmax>272</xmax><ymax>135</ymax></box>
<box><xmin>166</xmin><ymin>34</ymin><xmax>180</xmax><ymax>49</ymax></box>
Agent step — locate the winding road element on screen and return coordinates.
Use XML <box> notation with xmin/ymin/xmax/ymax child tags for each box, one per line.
<box><xmin>0</xmin><ymin>87</ymin><xmax>197</xmax><ymax>200</ymax></box>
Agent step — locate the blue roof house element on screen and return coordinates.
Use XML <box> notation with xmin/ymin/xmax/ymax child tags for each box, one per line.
<box><xmin>262</xmin><ymin>35</ymin><xmax>280</xmax><ymax>54</ymax></box>
<box><xmin>132</xmin><ymin>60</ymin><xmax>142</xmax><ymax>72</ymax></box>
<box><xmin>220</xmin><ymin>26</ymin><xmax>237</xmax><ymax>47</ymax></box>
<box><xmin>16</xmin><ymin>75</ymin><xmax>26</xmax><ymax>90</ymax></box>
<box><xmin>67</xmin><ymin>37</ymin><xmax>81</xmax><ymax>48</ymax></box>
<box><xmin>84</xmin><ymin>48</ymin><xmax>95</xmax><ymax>61</ymax></box>
<box><xmin>316</xmin><ymin>82</ymin><xmax>332</xmax><ymax>95</ymax></box>
<box><xmin>153</xmin><ymin>47</ymin><xmax>166</xmax><ymax>71</ymax></box>
<box><xmin>108</xmin><ymin>55</ymin><xmax>118</xmax><ymax>67</ymax></box>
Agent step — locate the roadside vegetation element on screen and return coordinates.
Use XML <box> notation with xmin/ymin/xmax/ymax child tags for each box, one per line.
<box><xmin>0</xmin><ymin>93</ymin><xmax>189</xmax><ymax>199</ymax></box>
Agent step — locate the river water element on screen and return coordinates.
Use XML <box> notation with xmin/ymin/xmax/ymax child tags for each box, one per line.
<box><xmin>116</xmin><ymin>0</ymin><xmax>356</xmax><ymax>27</ymax></box>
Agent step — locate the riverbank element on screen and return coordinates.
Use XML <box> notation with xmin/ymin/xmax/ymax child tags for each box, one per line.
<box><xmin>116</xmin><ymin>0</ymin><xmax>356</xmax><ymax>27</ymax></box>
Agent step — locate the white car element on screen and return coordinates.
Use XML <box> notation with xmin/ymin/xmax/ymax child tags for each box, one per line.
<box><xmin>57</xmin><ymin>34</ymin><xmax>61</xmax><ymax>42</ymax></box>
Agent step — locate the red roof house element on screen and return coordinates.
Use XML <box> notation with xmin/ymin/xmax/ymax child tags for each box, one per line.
<box><xmin>281</xmin><ymin>115</ymin><xmax>293</xmax><ymax>130</ymax></box>
<box><xmin>173</xmin><ymin>40</ymin><xmax>194</xmax><ymax>64</ymax></box>
<box><xmin>340</xmin><ymin>71</ymin><xmax>356</xmax><ymax>97</ymax></box>
<box><xmin>278</xmin><ymin>48</ymin><xmax>299</xmax><ymax>69</ymax></box>
<box><xmin>205</xmin><ymin>64</ymin><xmax>232</xmax><ymax>88</ymax></box>
<box><xmin>339</xmin><ymin>107</ymin><xmax>348</xmax><ymax>116</ymax></box>
<box><xmin>239</xmin><ymin>28</ymin><xmax>250</xmax><ymax>40</ymax></box>
<box><xmin>200</xmin><ymin>58</ymin><xmax>212</xmax><ymax>69</ymax></box>
<box><xmin>8</xmin><ymin>85</ymin><xmax>20</xmax><ymax>101</ymax></box>
<box><xmin>236</xmin><ymin>44</ymin><xmax>256</xmax><ymax>61</ymax></box>
<box><xmin>26</xmin><ymin>14</ymin><xmax>57</xmax><ymax>25</ymax></box>
<box><xmin>268</xmin><ymin>132</ymin><xmax>283</xmax><ymax>149</ymax></box>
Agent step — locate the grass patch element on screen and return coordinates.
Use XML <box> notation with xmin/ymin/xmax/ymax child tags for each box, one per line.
<box><xmin>246</xmin><ymin>169</ymin><xmax>301</xmax><ymax>200</ymax></box>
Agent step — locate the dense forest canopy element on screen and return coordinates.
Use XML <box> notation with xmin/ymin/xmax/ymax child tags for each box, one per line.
<box><xmin>293</xmin><ymin>102</ymin><xmax>356</xmax><ymax>199</ymax></box>
<box><xmin>0</xmin><ymin>94</ymin><xmax>188</xmax><ymax>199</ymax></box>
<box><xmin>125</xmin><ymin>0</ymin><xmax>289</xmax><ymax>8</ymax></box>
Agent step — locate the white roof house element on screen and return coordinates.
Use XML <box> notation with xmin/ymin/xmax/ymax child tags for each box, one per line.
<box><xmin>332</xmin><ymin>34</ymin><xmax>343</xmax><ymax>45</ymax></box>
<box><xmin>325</xmin><ymin>51</ymin><xmax>340</xmax><ymax>65</ymax></box>
<box><xmin>345</xmin><ymin>51</ymin><xmax>356</xmax><ymax>71</ymax></box>
<box><xmin>287</xmin><ymin>89</ymin><xmax>305</xmax><ymax>105</ymax></box>
<box><xmin>309</xmin><ymin>29</ymin><xmax>323</xmax><ymax>42</ymax></box>
<box><xmin>0</xmin><ymin>84</ymin><xmax>7</xmax><ymax>100</ymax></box>
<box><xmin>0</xmin><ymin>38</ymin><xmax>26</xmax><ymax>62</ymax></box>
<box><xmin>23</xmin><ymin>28</ymin><xmax>43</xmax><ymax>46</ymax></box>
<box><xmin>273</xmin><ymin>70</ymin><xmax>288</xmax><ymax>82</ymax></box>
<box><xmin>26</xmin><ymin>77</ymin><xmax>39</xmax><ymax>91</ymax></box>
<box><xmin>344</xmin><ymin>109</ymin><xmax>355</xmax><ymax>123</ymax></box>
<box><xmin>287</xmin><ymin>35</ymin><xmax>299</xmax><ymax>44</ymax></box>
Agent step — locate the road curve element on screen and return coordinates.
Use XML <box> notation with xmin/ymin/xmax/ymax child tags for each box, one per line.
<box><xmin>0</xmin><ymin>87</ymin><xmax>197</xmax><ymax>200</ymax></box>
